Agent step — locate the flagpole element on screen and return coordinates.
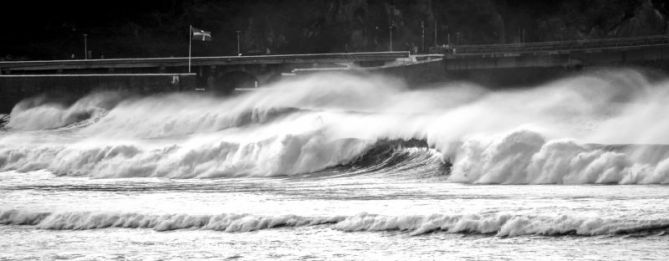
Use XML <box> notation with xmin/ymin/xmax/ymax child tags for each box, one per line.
<box><xmin>188</xmin><ymin>25</ymin><xmax>192</xmax><ymax>73</ymax></box>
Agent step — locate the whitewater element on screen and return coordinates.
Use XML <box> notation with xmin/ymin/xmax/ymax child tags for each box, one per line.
<box><xmin>1</xmin><ymin>69</ymin><xmax>669</xmax><ymax>260</ymax></box>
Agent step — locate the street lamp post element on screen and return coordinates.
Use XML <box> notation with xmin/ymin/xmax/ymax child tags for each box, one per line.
<box><xmin>83</xmin><ymin>34</ymin><xmax>88</xmax><ymax>60</ymax></box>
<box><xmin>421</xmin><ymin>21</ymin><xmax>425</xmax><ymax>53</ymax></box>
<box><xmin>236</xmin><ymin>30</ymin><xmax>241</xmax><ymax>56</ymax></box>
<box><xmin>434</xmin><ymin>20</ymin><xmax>438</xmax><ymax>47</ymax></box>
<box><xmin>388</xmin><ymin>24</ymin><xmax>393</xmax><ymax>51</ymax></box>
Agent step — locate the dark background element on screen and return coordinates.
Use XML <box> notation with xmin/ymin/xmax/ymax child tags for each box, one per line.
<box><xmin>2</xmin><ymin>0</ymin><xmax>668</xmax><ymax>60</ymax></box>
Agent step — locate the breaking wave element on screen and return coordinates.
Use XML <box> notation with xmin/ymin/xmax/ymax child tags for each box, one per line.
<box><xmin>2</xmin><ymin>71</ymin><xmax>669</xmax><ymax>183</ymax></box>
<box><xmin>0</xmin><ymin>209</ymin><xmax>343</xmax><ymax>232</ymax></box>
<box><xmin>5</xmin><ymin>92</ymin><xmax>126</xmax><ymax>131</ymax></box>
<box><xmin>449</xmin><ymin>130</ymin><xmax>669</xmax><ymax>184</ymax></box>
<box><xmin>322</xmin><ymin>139</ymin><xmax>446</xmax><ymax>177</ymax></box>
<box><xmin>0</xmin><ymin>131</ymin><xmax>370</xmax><ymax>178</ymax></box>
<box><xmin>1</xmin><ymin>209</ymin><xmax>667</xmax><ymax>237</ymax></box>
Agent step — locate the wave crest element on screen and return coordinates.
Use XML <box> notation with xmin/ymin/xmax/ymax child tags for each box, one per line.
<box><xmin>0</xmin><ymin>132</ymin><xmax>370</xmax><ymax>178</ymax></box>
<box><xmin>4</xmin><ymin>72</ymin><xmax>669</xmax><ymax>183</ymax></box>
<box><xmin>325</xmin><ymin>139</ymin><xmax>446</xmax><ymax>177</ymax></box>
<box><xmin>2</xmin><ymin>209</ymin><xmax>667</xmax><ymax>237</ymax></box>
<box><xmin>5</xmin><ymin>92</ymin><xmax>126</xmax><ymax>131</ymax></box>
<box><xmin>0</xmin><ymin>209</ymin><xmax>343</xmax><ymax>232</ymax></box>
<box><xmin>336</xmin><ymin>213</ymin><xmax>669</xmax><ymax>237</ymax></box>
<box><xmin>449</xmin><ymin>130</ymin><xmax>669</xmax><ymax>184</ymax></box>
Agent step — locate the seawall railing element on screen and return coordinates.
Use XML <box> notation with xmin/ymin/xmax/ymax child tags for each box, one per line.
<box><xmin>446</xmin><ymin>35</ymin><xmax>669</xmax><ymax>56</ymax></box>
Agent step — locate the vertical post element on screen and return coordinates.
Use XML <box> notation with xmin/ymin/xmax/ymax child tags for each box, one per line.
<box><xmin>188</xmin><ymin>25</ymin><xmax>192</xmax><ymax>73</ymax></box>
<box><xmin>83</xmin><ymin>34</ymin><xmax>88</xmax><ymax>60</ymax></box>
<box><xmin>236</xmin><ymin>30</ymin><xmax>241</xmax><ymax>55</ymax></box>
<box><xmin>421</xmin><ymin>21</ymin><xmax>425</xmax><ymax>53</ymax></box>
<box><xmin>434</xmin><ymin>20</ymin><xmax>438</xmax><ymax>46</ymax></box>
<box><xmin>446</xmin><ymin>26</ymin><xmax>450</xmax><ymax>45</ymax></box>
<box><xmin>389</xmin><ymin>24</ymin><xmax>393</xmax><ymax>51</ymax></box>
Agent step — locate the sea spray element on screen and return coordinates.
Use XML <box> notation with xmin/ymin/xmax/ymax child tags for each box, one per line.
<box><xmin>6</xmin><ymin>91</ymin><xmax>128</xmax><ymax>131</ymax></box>
<box><xmin>0</xmin><ymin>131</ymin><xmax>371</xmax><ymax>178</ymax></box>
<box><xmin>3</xmin><ymin>71</ymin><xmax>669</xmax><ymax>182</ymax></box>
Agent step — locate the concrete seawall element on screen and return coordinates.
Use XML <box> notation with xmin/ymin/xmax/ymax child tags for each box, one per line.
<box><xmin>0</xmin><ymin>73</ymin><xmax>196</xmax><ymax>113</ymax></box>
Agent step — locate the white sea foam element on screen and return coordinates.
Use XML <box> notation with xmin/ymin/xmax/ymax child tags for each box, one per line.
<box><xmin>448</xmin><ymin>129</ymin><xmax>669</xmax><ymax>184</ymax></box>
<box><xmin>2</xmin><ymin>71</ymin><xmax>669</xmax><ymax>182</ymax></box>
<box><xmin>0</xmin><ymin>131</ymin><xmax>370</xmax><ymax>178</ymax></box>
<box><xmin>0</xmin><ymin>209</ymin><xmax>343</xmax><ymax>232</ymax></box>
<box><xmin>2</xmin><ymin>209</ymin><xmax>666</xmax><ymax>237</ymax></box>
<box><xmin>6</xmin><ymin>91</ymin><xmax>126</xmax><ymax>131</ymax></box>
<box><xmin>335</xmin><ymin>213</ymin><xmax>669</xmax><ymax>237</ymax></box>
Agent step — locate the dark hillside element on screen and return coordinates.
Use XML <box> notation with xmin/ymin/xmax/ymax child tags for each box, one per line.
<box><xmin>2</xmin><ymin>0</ymin><xmax>667</xmax><ymax>60</ymax></box>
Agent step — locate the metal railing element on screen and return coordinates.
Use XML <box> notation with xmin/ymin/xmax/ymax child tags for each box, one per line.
<box><xmin>447</xmin><ymin>35</ymin><xmax>669</xmax><ymax>56</ymax></box>
<box><xmin>0</xmin><ymin>51</ymin><xmax>411</xmax><ymax>71</ymax></box>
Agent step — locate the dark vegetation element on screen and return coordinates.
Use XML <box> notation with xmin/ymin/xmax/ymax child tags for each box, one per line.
<box><xmin>2</xmin><ymin>0</ymin><xmax>668</xmax><ymax>60</ymax></box>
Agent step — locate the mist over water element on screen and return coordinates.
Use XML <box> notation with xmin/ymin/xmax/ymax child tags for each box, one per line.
<box><xmin>2</xmin><ymin>69</ymin><xmax>669</xmax><ymax>183</ymax></box>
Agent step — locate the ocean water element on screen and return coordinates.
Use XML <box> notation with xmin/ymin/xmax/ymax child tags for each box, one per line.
<box><xmin>2</xmin><ymin>70</ymin><xmax>669</xmax><ymax>260</ymax></box>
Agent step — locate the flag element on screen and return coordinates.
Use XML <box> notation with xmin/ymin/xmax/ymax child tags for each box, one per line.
<box><xmin>192</xmin><ymin>27</ymin><xmax>212</xmax><ymax>41</ymax></box>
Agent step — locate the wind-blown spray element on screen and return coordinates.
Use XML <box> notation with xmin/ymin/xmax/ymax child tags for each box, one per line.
<box><xmin>2</xmin><ymin>70</ymin><xmax>669</xmax><ymax>183</ymax></box>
